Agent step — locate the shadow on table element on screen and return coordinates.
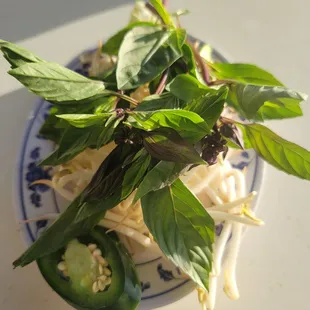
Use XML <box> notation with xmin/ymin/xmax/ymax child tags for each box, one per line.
<box><xmin>0</xmin><ymin>89</ymin><xmax>37</xmax><ymax>162</ymax></box>
<box><xmin>0</xmin><ymin>0</ymin><xmax>133</xmax><ymax>42</ymax></box>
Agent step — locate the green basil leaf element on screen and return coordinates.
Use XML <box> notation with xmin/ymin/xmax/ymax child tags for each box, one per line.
<box><xmin>121</xmin><ymin>148</ymin><xmax>145</xmax><ymax>168</ymax></box>
<box><xmin>167</xmin><ymin>74</ymin><xmax>212</xmax><ymax>102</ymax></box>
<box><xmin>150</xmin><ymin>0</ymin><xmax>174</xmax><ymax>26</ymax></box>
<box><xmin>40</xmin><ymin>122</ymin><xmax>112</xmax><ymax>166</ymax></box>
<box><xmin>56</xmin><ymin>113</ymin><xmax>114</xmax><ymax>128</ymax></box>
<box><xmin>54</xmin><ymin>96</ymin><xmax>116</xmax><ymax>115</ymax></box>
<box><xmin>210</xmin><ymin>63</ymin><xmax>284</xmax><ymax>86</ymax></box>
<box><xmin>134</xmin><ymin>161</ymin><xmax>188</xmax><ymax>203</ymax></box>
<box><xmin>96</xmin><ymin>117</ymin><xmax>120</xmax><ymax>149</ymax></box>
<box><xmin>13</xmin><ymin>187</ymin><xmax>124</xmax><ymax>267</ymax></box>
<box><xmin>82</xmin><ymin>144</ymin><xmax>136</xmax><ymax>202</ymax></box>
<box><xmin>135</xmin><ymin>92</ymin><xmax>184</xmax><ymax>111</ymax></box>
<box><xmin>176</xmin><ymin>28</ymin><xmax>187</xmax><ymax>48</ymax></box>
<box><xmin>141</xmin><ymin>179</ymin><xmax>214</xmax><ymax>290</ymax></box>
<box><xmin>255</xmin><ymin>100</ymin><xmax>303</xmax><ymax>120</ymax></box>
<box><xmin>121</xmin><ymin>152</ymin><xmax>152</xmax><ymax>200</ymax></box>
<box><xmin>93</xmin><ymin>96</ymin><xmax>117</xmax><ymax>113</ymax></box>
<box><xmin>182</xmin><ymin>43</ymin><xmax>198</xmax><ymax>78</ymax></box>
<box><xmin>39</xmin><ymin>97</ymin><xmax>117</xmax><ymax>142</ymax></box>
<box><xmin>101</xmin><ymin>21</ymin><xmax>158</xmax><ymax>55</ymax></box>
<box><xmin>9</xmin><ymin>62</ymin><xmax>107</xmax><ymax>103</ymax></box>
<box><xmin>75</xmin><ymin>191</ymin><xmax>122</xmax><ymax>224</ymax></box>
<box><xmin>142</xmin><ymin>128</ymin><xmax>205</xmax><ymax>164</ymax></box>
<box><xmin>40</xmin><ymin>127</ymin><xmax>91</xmax><ymax>166</ymax></box>
<box><xmin>237</xmin><ymin>123</ymin><xmax>310</xmax><ymax>180</ymax></box>
<box><xmin>39</xmin><ymin>113</ymin><xmax>66</xmax><ymax>143</ymax></box>
<box><xmin>0</xmin><ymin>39</ymin><xmax>44</xmax><ymax>68</ymax></box>
<box><xmin>229</xmin><ymin>83</ymin><xmax>307</xmax><ymax>120</ymax></box>
<box><xmin>76</xmin><ymin>146</ymin><xmax>142</xmax><ymax>221</ymax></box>
<box><xmin>130</xmin><ymin>1</ymin><xmax>160</xmax><ymax>23</ymax></box>
<box><xmin>116</xmin><ymin>26</ymin><xmax>183</xmax><ymax>90</ymax></box>
<box><xmin>185</xmin><ymin>86</ymin><xmax>228</xmax><ymax>128</ymax></box>
<box><xmin>127</xmin><ymin>109</ymin><xmax>210</xmax><ymax>143</ymax></box>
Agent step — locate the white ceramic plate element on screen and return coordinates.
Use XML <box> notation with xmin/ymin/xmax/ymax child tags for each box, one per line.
<box><xmin>14</xmin><ymin>40</ymin><xmax>264</xmax><ymax>309</ymax></box>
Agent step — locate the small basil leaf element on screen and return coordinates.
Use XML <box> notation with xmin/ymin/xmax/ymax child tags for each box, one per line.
<box><xmin>0</xmin><ymin>39</ymin><xmax>44</xmax><ymax>68</ymax></box>
<box><xmin>40</xmin><ymin>127</ymin><xmax>91</xmax><ymax>166</ymax></box>
<box><xmin>134</xmin><ymin>161</ymin><xmax>188</xmax><ymax>203</ymax></box>
<box><xmin>135</xmin><ymin>93</ymin><xmax>184</xmax><ymax>111</ymax></box>
<box><xmin>53</xmin><ymin>96</ymin><xmax>116</xmax><ymax>115</ymax></box>
<box><xmin>39</xmin><ymin>97</ymin><xmax>116</xmax><ymax>142</ymax></box>
<box><xmin>237</xmin><ymin>123</ymin><xmax>310</xmax><ymax>180</ymax></box>
<box><xmin>176</xmin><ymin>28</ymin><xmax>187</xmax><ymax>48</ymax></box>
<box><xmin>182</xmin><ymin>43</ymin><xmax>198</xmax><ymax>78</ymax></box>
<box><xmin>142</xmin><ymin>128</ymin><xmax>205</xmax><ymax>164</ymax></box>
<box><xmin>185</xmin><ymin>86</ymin><xmax>228</xmax><ymax>128</ymax></box>
<box><xmin>255</xmin><ymin>99</ymin><xmax>303</xmax><ymax>120</ymax></box>
<box><xmin>121</xmin><ymin>152</ymin><xmax>152</xmax><ymax>200</ymax></box>
<box><xmin>166</xmin><ymin>74</ymin><xmax>212</xmax><ymax>102</ymax></box>
<box><xmin>39</xmin><ymin>113</ymin><xmax>66</xmax><ymax>143</ymax></box>
<box><xmin>127</xmin><ymin>109</ymin><xmax>210</xmax><ymax>143</ymax></box>
<box><xmin>101</xmin><ymin>21</ymin><xmax>158</xmax><ymax>55</ymax></box>
<box><xmin>82</xmin><ymin>144</ymin><xmax>137</xmax><ymax>202</ymax></box>
<box><xmin>149</xmin><ymin>0</ymin><xmax>174</xmax><ymax>26</ymax></box>
<box><xmin>9</xmin><ymin>62</ymin><xmax>107</xmax><ymax>103</ymax></box>
<box><xmin>130</xmin><ymin>1</ymin><xmax>160</xmax><ymax>23</ymax></box>
<box><xmin>56</xmin><ymin>113</ymin><xmax>114</xmax><ymax>128</ymax></box>
<box><xmin>116</xmin><ymin>26</ymin><xmax>183</xmax><ymax>90</ymax></box>
<box><xmin>96</xmin><ymin>117</ymin><xmax>120</xmax><ymax>149</ymax></box>
<box><xmin>40</xmin><ymin>123</ymin><xmax>111</xmax><ymax>166</ymax></box>
<box><xmin>229</xmin><ymin>83</ymin><xmax>307</xmax><ymax>120</ymax></box>
<box><xmin>93</xmin><ymin>96</ymin><xmax>117</xmax><ymax>113</ymax></box>
<box><xmin>75</xmin><ymin>190</ymin><xmax>122</xmax><ymax>224</ymax></box>
<box><xmin>141</xmin><ymin>179</ymin><xmax>214</xmax><ymax>290</ymax></box>
<box><xmin>122</xmin><ymin>148</ymin><xmax>146</xmax><ymax>168</ymax></box>
<box><xmin>209</xmin><ymin>63</ymin><xmax>283</xmax><ymax>86</ymax></box>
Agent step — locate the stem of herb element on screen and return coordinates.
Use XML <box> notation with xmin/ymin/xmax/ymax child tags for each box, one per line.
<box><xmin>115</xmin><ymin>90</ymin><xmax>124</xmax><ymax>106</ymax></box>
<box><xmin>209</xmin><ymin>79</ymin><xmax>234</xmax><ymax>86</ymax></box>
<box><xmin>187</xmin><ymin>41</ymin><xmax>211</xmax><ymax>85</ymax></box>
<box><xmin>219</xmin><ymin>116</ymin><xmax>236</xmax><ymax>125</ymax></box>
<box><xmin>175</xmin><ymin>15</ymin><xmax>181</xmax><ymax>28</ymax></box>
<box><xmin>155</xmin><ymin>69</ymin><xmax>169</xmax><ymax>95</ymax></box>
<box><xmin>110</xmin><ymin>91</ymin><xmax>138</xmax><ymax>106</ymax></box>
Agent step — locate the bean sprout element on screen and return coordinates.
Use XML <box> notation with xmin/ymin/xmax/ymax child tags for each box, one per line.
<box><xmin>98</xmin><ymin>219</ymin><xmax>153</xmax><ymax>248</ymax></box>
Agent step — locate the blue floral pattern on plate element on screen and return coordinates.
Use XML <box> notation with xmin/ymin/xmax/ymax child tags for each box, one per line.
<box><xmin>26</xmin><ymin>147</ymin><xmax>51</xmax><ymax>207</ymax></box>
<box><xmin>141</xmin><ymin>281</ymin><xmax>151</xmax><ymax>293</ymax></box>
<box><xmin>14</xmin><ymin>42</ymin><xmax>264</xmax><ymax>309</ymax></box>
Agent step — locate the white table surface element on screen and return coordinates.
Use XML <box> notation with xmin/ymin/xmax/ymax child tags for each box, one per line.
<box><xmin>0</xmin><ymin>0</ymin><xmax>309</xmax><ymax>309</ymax></box>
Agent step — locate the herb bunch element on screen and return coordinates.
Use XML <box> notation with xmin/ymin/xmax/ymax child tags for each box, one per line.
<box><xmin>1</xmin><ymin>0</ymin><xmax>309</xmax><ymax>293</ymax></box>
